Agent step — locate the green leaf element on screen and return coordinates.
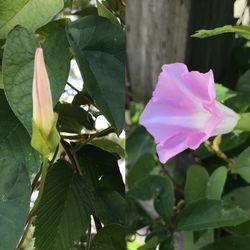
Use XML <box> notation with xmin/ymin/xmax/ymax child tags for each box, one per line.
<box><xmin>215</xmin><ymin>84</ymin><xmax>236</xmax><ymax>103</ymax></box>
<box><xmin>180</xmin><ymin>231</ymin><xmax>214</xmax><ymax>250</ymax></box>
<box><xmin>97</xmin><ymin>0</ymin><xmax>119</xmax><ymax>25</ymax></box>
<box><xmin>2</xmin><ymin>26</ymin><xmax>38</xmax><ymax>132</ymax></box>
<box><xmin>176</xmin><ymin>199</ymin><xmax>249</xmax><ymax>231</ymax></box>
<box><xmin>42</xmin><ymin>22</ymin><xmax>71</xmax><ymax>104</ymax></box>
<box><xmin>223</xmin><ymin>186</ymin><xmax>250</xmax><ymax>210</ymax></box>
<box><xmin>0</xmin><ymin>71</ymin><xmax>3</xmax><ymax>89</ymax></box>
<box><xmin>184</xmin><ymin>165</ymin><xmax>209</xmax><ymax>205</ymax></box>
<box><xmin>127</xmin><ymin>126</ymin><xmax>156</xmax><ymax>170</ymax></box>
<box><xmin>89</xmin><ymin>138</ymin><xmax>125</xmax><ymax>158</ymax></box>
<box><xmin>77</xmin><ymin>145</ymin><xmax>125</xmax><ymax>195</ymax></box>
<box><xmin>192</xmin><ymin>25</ymin><xmax>250</xmax><ymax>40</ymax></box>
<box><xmin>93</xmin><ymin>189</ymin><xmax>126</xmax><ymax>225</ymax></box>
<box><xmin>3</xmin><ymin>25</ymin><xmax>70</xmax><ymax>133</ymax></box>
<box><xmin>90</xmin><ymin>224</ymin><xmax>126</xmax><ymax>250</ymax></box>
<box><xmin>0</xmin><ymin>90</ymin><xmax>40</xmax><ymax>173</ymax></box>
<box><xmin>66</xmin><ymin>16</ymin><xmax>125</xmax><ymax>134</ymax></box>
<box><xmin>0</xmin><ymin>158</ymin><xmax>31</xmax><ymax>250</ymax></box>
<box><xmin>201</xmin><ymin>236</ymin><xmax>250</xmax><ymax>250</ymax></box>
<box><xmin>138</xmin><ymin>236</ymin><xmax>159</xmax><ymax>250</ymax></box>
<box><xmin>127</xmin><ymin>153</ymin><xmax>155</xmax><ymax>189</ymax></box>
<box><xmin>34</xmin><ymin>160</ymin><xmax>93</xmax><ymax>250</ymax></box>
<box><xmin>128</xmin><ymin>175</ymin><xmax>175</xmax><ymax>221</ymax></box>
<box><xmin>76</xmin><ymin>145</ymin><xmax>125</xmax><ymax>225</ymax></box>
<box><xmin>236</xmin><ymin>69</ymin><xmax>250</xmax><ymax>100</ymax></box>
<box><xmin>225</xmin><ymin>95</ymin><xmax>250</xmax><ymax>113</ymax></box>
<box><xmin>230</xmin><ymin>220</ymin><xmax>250</xmax><ymax>236</ymax></box>
<box><xmin>206</xmin><ymin>167</ymin><xmax>227</xmax><ymax>200</ymax></box>
<box><xmin>55</xmin><ymin>102</ymin><xmax>94</xmax><ymax>133</ymax></box>
<box><xmin>0</xmin><ymin>0</ymin><xmax>64</xmax><ymax>38</ymax></box>
<box><xmin>126</xmin><ymin>197</ymin><xmax>152</xmax><ymax>234</ymax></box>
<box><xmin>235</xmin><ymin>147</ymin><xmax>250</xmax><ymax>183</ymax></box>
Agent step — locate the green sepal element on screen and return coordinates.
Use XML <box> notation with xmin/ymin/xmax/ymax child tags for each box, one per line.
<box><xmin>235</xmin><ymin>113</ymin><xmax>250</xmax><ymax>132</ymax></box>
<box><xmin>31</xmin><ymin>113</ymin><xmax>60</xmax><ymax>157</ymax></box>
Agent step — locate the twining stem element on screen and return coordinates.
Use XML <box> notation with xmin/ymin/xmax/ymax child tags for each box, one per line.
<box><xmin>66</xmin><ymin>82</ymin><xmax>81</xmax><ymax>93</ymax></box>
<box><xmin>16</xmin><ymin>157</ymin><xmax>48</xmax><ymax>250</ymax></box>
<box><xmin>29</xmin><ymin>157</ymin><xmax>48</xmax><ymax>217</ymax></box>
<box><xmin>16</xmin><ymin>217</ymin><xmax>34</xmax><ymax>250</ymax></box>
<box><xmin>73</xmin><ymin>127</ymin><xmax>114</xmax><ymax>153</ymax></box>
<box><xmin>93</xmin><ymin>213</ymin><xmax>103</xmax><ymax>232</ymax></box>
<box><xmin>86</xmin><ymin>222</ymin><xmax>92</xmax><ymax>250</ymax></box>
<box><xmin>31</xmin><ymin>145</ymin><xmax>59</xmax><ymax>192</ymax></box>
<box><xmin>61</xmin><ymin>138</ymin><xmax>83</xmax><ymax>175</ymax></box>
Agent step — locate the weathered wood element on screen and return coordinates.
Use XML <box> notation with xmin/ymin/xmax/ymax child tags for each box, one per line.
<box><xmin>127</xmin><ymin>0</ymin><xmax>238</xmax><ymax>103</ymax></box>
<box><xmin>126</xmin><ymin>0</ymin><xmax>191</xmax><ymax>103</ymax></box>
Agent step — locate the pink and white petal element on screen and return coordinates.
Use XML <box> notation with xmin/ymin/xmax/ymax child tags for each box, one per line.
<box><xmin>161</xmin><ymin>63</ymin><xmax>188</xmax><ymax>76</ymax></box>
<box><xmin>140</xmin><ymin>100</ymin><xmax>199</xmax><ymax>143</ymax></box>
<box><xmin>152</xmin><ymin>66</ymin><xmax>197</xmax><ymax>112</ymax></box>
<box><xmin>186</xmin><ymin>132</ymin><xmax>208</xmax><ymax>150</ymax></box>
<box><xmin>181</xmin><ymin>69</ymin><xmax>216</xmax><ymax>104</ymax></box>
<box><xmin>156</xmin><ymin>133</ymin><xmax>188</xmax><ymax>163</ymax></box>
<box><xmin>211</xmin><ymin>101</ymin><xmax>239</xmax><ymax>136</ymax></box>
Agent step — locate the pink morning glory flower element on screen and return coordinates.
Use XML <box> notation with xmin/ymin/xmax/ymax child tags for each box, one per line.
<box><xmin>139</xmin><ymin>63</ymin><xmax>239</xmax><ymax>163</ymax></box>
<box><xmin>32</xmin><ymin>48</ymin><xmax>54</xmax><ymax>137</ymax></box>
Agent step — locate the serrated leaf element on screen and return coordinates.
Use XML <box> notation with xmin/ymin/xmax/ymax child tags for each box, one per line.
<box><xmin>93</xmin><ymin>188</ymin><xmax>126</xmax><ymax>225</ymax></box>
<box><xmin>3</xmin><ymin>25</ymin><xmax>70</xmax><ymax>133</ymax></box>
<box><xmin>192</xmin><ymin>25</ymin><xmax>250</xmax><ymax>40</ymax></box>
<box><xmin>184</xmin><ymin>165</ymin><xmax>209</xmax><ymax>205</ymax></box>
<box><xmin>0</xmin><ymin>0</ymin><xmax>64</xmax><ymax>38</ymax></box>
<box><xmin>235</xmin><ymin>147</ymin><xmax>250</xmax><ymax>183</ymax></box>
<box><xmin>128</xmin><ymin>175</ymin><xmax>175</xmax><ymax>222</ymax></box>
<box><xmin>66</xmin><ymin>16</ymin><xmax>125</xmax><ymax>134</ymax></box>
<box><xmin>90</xmin><ymin>224</ymin><xmax>126</xmax><ymax>250</ymax></box>
<box><xmin>77</xmin><ymin>145</ymin><xmax>125</xmax><ymax>195</ymax></box>
<box><xmin>176</xmin><ymin>199</ymin><xmax>249</xmax><ymax>231</ymax></box>
<box><xmin>76</xmin><ymin>145</ymin><xmax>125</xmax><ymax>225</ymax></box>
<box><xmin>34</xmin><ymin>160</ymin><xmax>93</xmax><ymax>250</ymax></box>
<box><xmin>0</xmin><ymin>90</ymin><xmax>40</xmax><ymax>173</ymax></box>
<box><xmin>0</xmin><ymin>158</ymin><xmax>31</xmax><ymax>250</ymax></box>
<box><xmin>201</xmin><ymin>236</ymin><xmax>250</xmax><ymax>250</ymax></box>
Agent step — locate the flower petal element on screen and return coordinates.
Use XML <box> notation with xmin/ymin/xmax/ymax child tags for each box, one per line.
<box><xmin>181</xmin><ymin>69</ymin><xmax>216</xmax><ymax>104</ymax></box>
<box><xmin>157</xmin><ymin>133</ymin><xmax>188</xmax><ymax>163</ymax></box>
<box><xmin>211</xmin><ymin>101</ymin><xmax>240</xmax><ymax>136</ymax></box>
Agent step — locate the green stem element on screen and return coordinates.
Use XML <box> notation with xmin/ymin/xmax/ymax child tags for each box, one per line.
<box><xmin>86</xmin><ymin>222</ymin><xmax>92</xmax><ymax>250</ymax></box>
<box><xmin>235</xmin><ymin>113</ymin><xmax>250</xmax><ymax>132</ymax></box>
<box><xmin>29</xmin><ymin>157</ymin><xmax>48</xmax><ymax>216</ymax></box>
<box><xmin>73</xmin><ymin>127</ymin><xmax>114</xmax><ymax>153</ymax></box>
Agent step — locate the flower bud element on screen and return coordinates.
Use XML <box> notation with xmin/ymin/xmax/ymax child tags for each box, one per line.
<box><xmin>31</xmin><ymin>48</ymin><xmax>60</xmax><ymax>156</ymax></box>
